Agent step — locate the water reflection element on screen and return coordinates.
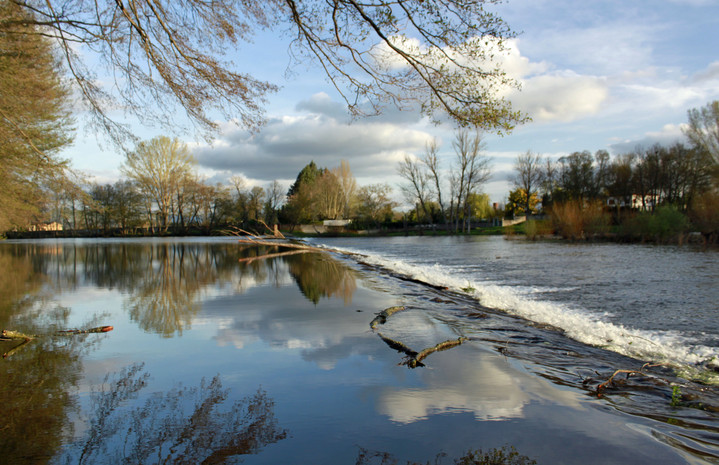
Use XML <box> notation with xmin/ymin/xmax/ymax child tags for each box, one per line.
<box><xmin>355</xmin><ymin>445</ymin><xmax>537</xmax><ymax>465</ymax></box>
<box><xmin>54</xmin><ymin>364</ymin><xmax>288</xmax><ymax>465</ymax></box>
<box><xmin>0</xmin><ymin>250</ymin><xmax>98</xmax><ymax>465</ymax></box>
<box><xmin>0</xmin><ymin>241</ymin><xmax>358</xmax><ymax>337</ymax></box>
<box><xmin>374</xmin><ymin>349</ymin><xmax>579</xmax><ymax>423</ymax></box>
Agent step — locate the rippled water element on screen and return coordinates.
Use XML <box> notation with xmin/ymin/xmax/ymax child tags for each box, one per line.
<box><xmin>313</xmin><ymin>236</ymin><xmax>719</xmax><ymax>380</ymax></box>
<box><xmin>1</xmin><ymin>237</ymin><xmax>718</xmax><ymax>464</ymax></box>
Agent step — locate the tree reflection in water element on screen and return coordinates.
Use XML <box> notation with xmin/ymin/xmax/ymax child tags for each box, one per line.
<box><xmin>355</xmin><ymin>445</ymin><xmax>537</xmax><ymax>465</ymax></box>
<box><xmin>0</xmin><ymin>250</ymin><xmax>95</xmax><ymax>465</ymax></box>
<box><xmin>237</xmin><ymin>244</ymin><xmax>357</xmax><ymax>305</ymax></box>
<box><xmin>55</xmin><ymin>363</ymin><xmax>288</xmax><ymax>465</ymax></box>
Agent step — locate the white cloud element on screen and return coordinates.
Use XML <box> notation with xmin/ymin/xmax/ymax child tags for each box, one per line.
<box><xmin>510</xmin><ymin>73</ymin><xmax>609</xmax><ymax>122</ymax></box>
<box><xmin>194</xmin><ymin>95</ymin><xmax>433</xmax><ymax>183</ymax></box>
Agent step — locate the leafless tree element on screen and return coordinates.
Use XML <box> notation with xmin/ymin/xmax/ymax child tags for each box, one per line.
<box><xmin>7</xmin><ymin>0</ymin><xmax>526</xmax><ymax>146</ymax></box>
<box><xmin>684</xmin><ymin>100</ymin><xmax>719</xmax><ymax>164</ymax></box>
<box><xmin>397</xmin><ymin>153</ymin><xmax>431</xmax><ymax>223</ymax></box>
<box><xmin>452</xmin><ymin>130</ymin><xmax>491</xmax><ymax>232</ymax></box>
<box><xmin>421</xmin><ymin>139</ymin><xmax>447</xmax><ymax>227</ymax></box>
<box><xmin>511</xmin><ymin>150</ymin><xmax>544</xmax><ymax>217</ymax></box>
<box><xmin>120</xmin><ymin>136</ymin><xmax>196</xmax><ymax>231</ymax></box>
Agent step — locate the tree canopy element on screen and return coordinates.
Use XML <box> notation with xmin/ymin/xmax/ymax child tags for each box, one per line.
<box><xmin>684</xmin><ymin>100</ymin><xmax>719</xmax><ymax>165</ymax></box>
<box><xmin>5</xmin><ymin>0</ymin><xmax>525</xmax><ymax>146</ymax></box>
<box><xmin>0</xmin><ymin>0</ymin><xmax>73</xmax><ymax>231</ymax></box>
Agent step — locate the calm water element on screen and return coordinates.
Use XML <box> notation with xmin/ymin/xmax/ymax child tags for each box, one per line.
<box><xmin>1</xmin><ymin>237</ymin><xmax>718</xmax><ymax>464</ymax></box>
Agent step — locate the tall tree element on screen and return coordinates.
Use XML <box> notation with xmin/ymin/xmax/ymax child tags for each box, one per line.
<box><xmin>421</xmin><ymin>139</ymin><xmax>447</xmax><ymax>227</ymax></box>
<box><xmin>452</xmin><ymin>130</ymin><xmax>491</xmax><ymax>232</ymax></box>
<box><xmin>0</xmin><ymin>0</ymin><xmax>73</xmax><ymax>231</ymax></box>
<box><xmin>335</xmin><ymin>160</ymin><xmax>357</xmax><ymax>219</ymax></box>
<box><xmin>8</xmin><ymin>0</ymin><xmax>525</xmax><ymax>145</ymax></box>
<box><xmin>558</xmin><ymin>151</ymin><xmax>596</xmax><ymax>201</ymax></box>
<box><xmin>356</xmin><ymin>183</ymin><xmax>395</xmax><ymax>226</ymax></box>
<box><xmin>121</xmin><ymin>136</ymin><xmax>196</xmax><ymax>232</ymax></box>
<box><xmin>684</xmin><ymin>100</ymin><xmax>719</xmax><ymax>164</ymax></box>
<box><xmin>511</xmin><ymin>151</ymin><xmax>544</xmax><ymax>217</ymax></box>
<box><xmin>397</xmin><ymin>154</ymin><xmax>431</xmax><ymax>223</ymax></box>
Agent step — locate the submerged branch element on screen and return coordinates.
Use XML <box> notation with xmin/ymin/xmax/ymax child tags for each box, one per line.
<box><xmin>408</xmin><ymin>337</ymin><xmax>467</xmax><ymax>368</ymax></box>
<box><xmin>369</xmin><ymin>306</ymin><xmax>406</xmax><ymax>330</ymax></box>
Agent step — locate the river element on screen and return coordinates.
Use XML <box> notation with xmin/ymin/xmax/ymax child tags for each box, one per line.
<box><xmin>0</xmin><ymin>236</ymin><xmax>717</xmax><ymax>464</ymax></box>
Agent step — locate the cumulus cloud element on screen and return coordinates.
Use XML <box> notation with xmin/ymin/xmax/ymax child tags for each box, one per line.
<box><xmin>194</xmin><ymin>93</ymin><xmax>433</xmax><ymax>183</ymax></box>
<box><xmin>510</xmin><ymin>73</ymin><xmax>609</xmax><ymax>122</ymax></box>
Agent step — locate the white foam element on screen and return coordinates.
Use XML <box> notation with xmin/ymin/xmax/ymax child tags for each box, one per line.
<box><xmin>323</xmin><ymin>244</ymin><xmax>719</xmax><ymax>379</ymax></box>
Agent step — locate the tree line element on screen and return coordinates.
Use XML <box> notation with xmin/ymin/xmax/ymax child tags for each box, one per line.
<box><xmin>507</xmin><ymin>101</ymin><xmax>719</xmax><ymax>241</ymax></box>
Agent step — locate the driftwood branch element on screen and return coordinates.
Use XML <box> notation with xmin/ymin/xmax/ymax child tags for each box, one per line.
<box><xmin>237</xmin><ymin>249</ymin><xmax>310</xmax><ymax>264</ymax></box>
<box><xmin>411</xmin><ymin>337</ymin><xmax>468</xmax><ymax>368</ymax></box>
<box><xmin>370</xmin><ymin>306</ymin><xmax>466</xmax><ymax>368</ymax></box>
<box><xmin>595</xmin><ymin>363</ymin><xmax>665</xmax><ymax>394</ymax></box>
<box><xmin>1</xmin><ymin>326</ymin><xmax>114</xmax><ymax>358</ymax></box>
<box><xmin>369</xmin><ymin>306</ymin><xmax>406</xmax><ymax>330</ymax></box>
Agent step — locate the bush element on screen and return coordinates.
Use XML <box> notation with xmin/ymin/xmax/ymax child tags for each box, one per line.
<box><xmin>620</xmin><ymin>205</ymin><xmax>689</xmax><ymax>243</ymax></box>
<box><xmin>549</xmin><ymin>200</ymin><xmax>609</xmax><ymax>240</ymax></box>
<box><xmin>689</xmin><ymin>191</ymin><xmax>719</xmax><ymax>242</ymax></box>
<box><xmin>524</xmin><ymin>219</ymin><xmax>553</xmax><ymax>240</ymax></box>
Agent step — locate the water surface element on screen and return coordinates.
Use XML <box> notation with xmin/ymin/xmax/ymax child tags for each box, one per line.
<box><xmin>1</xmin><ymin>237</ymin><xmax>718</xmax><ymax>464</ymax></box>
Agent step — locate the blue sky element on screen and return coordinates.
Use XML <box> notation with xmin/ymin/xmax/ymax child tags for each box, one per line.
<box><xmin>64</xmin><ymin>0</ymin><xmax>719</xmax><ymax>205</ymax></box>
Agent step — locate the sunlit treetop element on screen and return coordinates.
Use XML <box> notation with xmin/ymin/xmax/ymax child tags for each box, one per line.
<box><xmin>5</xmin><ymin>0</ymin><xmax>527</xmax><ymax>147</ymax></box>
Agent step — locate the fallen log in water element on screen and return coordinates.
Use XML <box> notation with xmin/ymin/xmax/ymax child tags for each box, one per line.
<box><xmin>408</xmin><ymin>337</ymin><xmax>467</xmax><ymax>368</ymax></box>
<box><xmin>369</xmin><ymin>306</ymin><xmax>406</xmax><ymax>330</ymax></box>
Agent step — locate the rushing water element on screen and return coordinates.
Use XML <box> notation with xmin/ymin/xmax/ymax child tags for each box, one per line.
<box><xmin>311</xmin><ymin>236</ymin><xmax>719</xmax><ymax>382</ymax></box>
<box><xmin>1</xmin><ymin>237</ymin><xmax>718</xmax><ymax>464</ymax></box>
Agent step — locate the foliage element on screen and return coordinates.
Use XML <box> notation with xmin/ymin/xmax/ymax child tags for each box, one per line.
<box><xmin>671</xmin><ymin>385</ymin><xmax>683</xmax><ymax>407</ymax></box>
<box><xmin>121</xmin><ymin>136</ymin><xmax>196</xmax><ymax>232</ymax></box>
<box><xmin>684</xmin><ymin>100</ymin><xmax>719</xmax><ymax>164</ymax></box>
<box><xmin>356</xmin><ymin>183</ymin><xmax>396</xmax><ymax>227</ymax></box>
<box><xmin>511</xmin><ymin>151</ymin><xmax>544</xmax><ymax>215</ymax></box>
<box><xmin>620</xmin><ymin>205</ymin><xmax>690</xmax><ymax>243</ymax></box>
<box><xmin>523</xmin><ymin>219</ymin><xmax>553</xmax><ymax>240</ymax></box>
<box><xmin>506</xmin><ymin>188</ymin><xmax>539</xmax><ymax>217</ymax></box>
<box><xmin>0</xmin><ymin>0</ymin><xmax>74</xmax><ymax>231</ymax></box>
<box><xmin>550</xmin><ymin>200</ymin><xmax>610</xmax><ymax>240</ymax></box>
<box><xmin>466</xmin><ymin>193</ymin><xmax>493</xmax><ymax>219</ymax></box>
<box><xmin>10</xmin><ymin>0</ymin><xmax>526</xmax><ymax>146</ymax></box>
<box><xmin>282</xmin><ymin>160</ymin><xmax>359</xmax><ymax>224</ymax></box>
<box><xmin>355</xmin><ymin>445</ymin><xmax>536</xmax><ymax>465</ymax></box>
<box><xmin>398</xmin><ymin>130</ymin><xmax>492</xmax><ymax>233</ymax></box>
<box><xmin>688</xmin><ymin>191</ymin><xmax>719</xmax><ymax>241</ymax></box>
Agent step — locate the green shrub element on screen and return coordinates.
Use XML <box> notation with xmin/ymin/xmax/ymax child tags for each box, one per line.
<box><xmin>620</xmin><ymin>205</ymin><xmax>689</xmax><ymax>243</ymax></box>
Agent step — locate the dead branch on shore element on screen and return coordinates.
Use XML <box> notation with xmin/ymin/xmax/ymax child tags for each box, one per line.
<box><xmin>2</xmin><ymin>326</ymin><xmax>114</xmax><ymax>358</ymax></box>
<box><xmin>369</xmin><ymin>306</ymin><xmax>406</xmax><ymax>330</ymax></box>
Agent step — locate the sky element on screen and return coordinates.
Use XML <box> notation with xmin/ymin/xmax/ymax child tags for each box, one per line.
<box><xmin>63</xmin><ymin>0</ymin><xmax>719</xmax><ymax>206</ymax></box>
